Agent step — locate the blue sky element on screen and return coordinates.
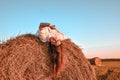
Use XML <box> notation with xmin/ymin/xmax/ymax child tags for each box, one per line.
<box><xmin>0</xmin><ymin>0</ymin><xmax>120</xmax><ymax>58</ymax></box>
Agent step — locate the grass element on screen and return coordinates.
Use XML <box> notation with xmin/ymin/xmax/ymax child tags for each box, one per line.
<box><xmin>92</xmin><ymin>59</ymin><xmax>120</xmax><ymax>80</ymax></box>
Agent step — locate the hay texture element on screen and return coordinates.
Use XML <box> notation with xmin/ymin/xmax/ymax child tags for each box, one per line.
<box><xmin>89</xmin><ymin>57</ymin><xmax>102</xmax><ymax>66</ymax></box>
<box><xmin>0</xmin><ymin>34</ymin><xmax>96</xmax><ymax>80</ymax></box>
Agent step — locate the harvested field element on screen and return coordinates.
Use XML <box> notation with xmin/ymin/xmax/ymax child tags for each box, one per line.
<box><xmin>0</xmin><ymin>34</ymin><xmax>96</xmax><ymax>80</ymax></box>
<box><xmin>93</xmin><ymin>59</ymin><xmax>120</xmax><ymax>80</ymax></box>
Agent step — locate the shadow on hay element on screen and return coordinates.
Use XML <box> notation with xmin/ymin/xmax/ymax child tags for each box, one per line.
<box><xmin>0</xmin><ymin>34</ymin><xmax>96</xmax><ymax>80</ymax></box>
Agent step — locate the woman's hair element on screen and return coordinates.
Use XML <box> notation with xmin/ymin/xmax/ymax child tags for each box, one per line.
<box><xmin>39</xmin><ymin>23</ymin><xmax>50</xmax><ymax>30</ymax></box>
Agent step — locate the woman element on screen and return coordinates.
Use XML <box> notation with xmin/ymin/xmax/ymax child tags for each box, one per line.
<box><xmin>38</xmin><ymin>23</ymin><xmax>68</xmax><ymax>77</ymax></box>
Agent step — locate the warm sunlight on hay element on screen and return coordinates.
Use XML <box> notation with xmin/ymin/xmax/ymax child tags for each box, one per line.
<box><xmin>0</xmin><ymin>34</ymin><xmax>96</xmax><ymax>80</ymax></box>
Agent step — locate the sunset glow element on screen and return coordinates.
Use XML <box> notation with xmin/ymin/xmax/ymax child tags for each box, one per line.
<box><xmin>0</xmin><ymin>0</ymin><xmax>120</xmax><ymax>58</ymax></box>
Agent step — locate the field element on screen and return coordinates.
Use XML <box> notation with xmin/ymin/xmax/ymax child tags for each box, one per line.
<box><xmin>93</xmin><ymin>59</ymin><xmax>120</xmax><ymax>80</ymax></box>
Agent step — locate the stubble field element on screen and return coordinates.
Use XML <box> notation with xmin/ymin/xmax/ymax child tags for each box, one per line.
<box><xmin>93</xmin><ymin>59</ymin><xmax>120</xmax><ymax>80</ymax></box>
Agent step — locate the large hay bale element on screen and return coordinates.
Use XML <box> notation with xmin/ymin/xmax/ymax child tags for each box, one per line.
<box><xmin>89</xmin><ymin>57</ymin><xmax>102</xmax><ymax>66</ymax></box>
<box><xmin>0</xmin><ymin>34</ymin><xmax>96</xmax><ymax>80</ymax></box>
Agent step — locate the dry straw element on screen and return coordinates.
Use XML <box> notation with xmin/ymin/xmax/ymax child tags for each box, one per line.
<box><xmin>0</xmin><ymin>34</ymin><xmax>96</xmax><ymax>80</ymax></box>
<box><xmin>89</xmin><ymin>57</ymin><xmax>102</xmax><ymax>66</ymax></box>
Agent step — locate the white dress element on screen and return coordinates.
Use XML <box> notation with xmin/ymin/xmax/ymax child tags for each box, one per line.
<box><xmin>38</xmin><ymin>27</ymin><xmax>68</xmax><ymax>42</ymax></box>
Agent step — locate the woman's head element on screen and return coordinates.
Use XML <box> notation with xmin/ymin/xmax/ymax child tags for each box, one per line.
<box><xmin>39</xmin><ymin>22</ymin><xmax>56</xmax><ymax>30</ymax></box>
<box><xmin>49</xmin><ymin>24</ymin><xmax>56</xmax><ymax>29</ymax></box>
<box><xmin>39</xmin><ymin>23</ymin><xmax>50</xmax><ymax>30</ymax></box>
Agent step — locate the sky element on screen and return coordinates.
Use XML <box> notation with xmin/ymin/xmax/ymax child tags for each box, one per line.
<box><xmin>0</xmin><ymin>0</ymin><xmax>120</xmax><ymax>58</ymax></box>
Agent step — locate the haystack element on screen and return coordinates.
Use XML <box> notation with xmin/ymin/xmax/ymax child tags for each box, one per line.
<box><xmin>89</xmin><ymin>57</ymin><xmax>102</xmax><ymax>66</ymax></box>
<box><xmin>0</xmin><ymin>34</ymin><xmax>96</xmax><ymax>80</ymax></box>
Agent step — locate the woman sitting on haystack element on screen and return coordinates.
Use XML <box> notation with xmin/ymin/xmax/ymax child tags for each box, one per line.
<box><xmin>36</xmin><ymin>22</ymin><xmax>68</xmax><ymax>77</ymax></box>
